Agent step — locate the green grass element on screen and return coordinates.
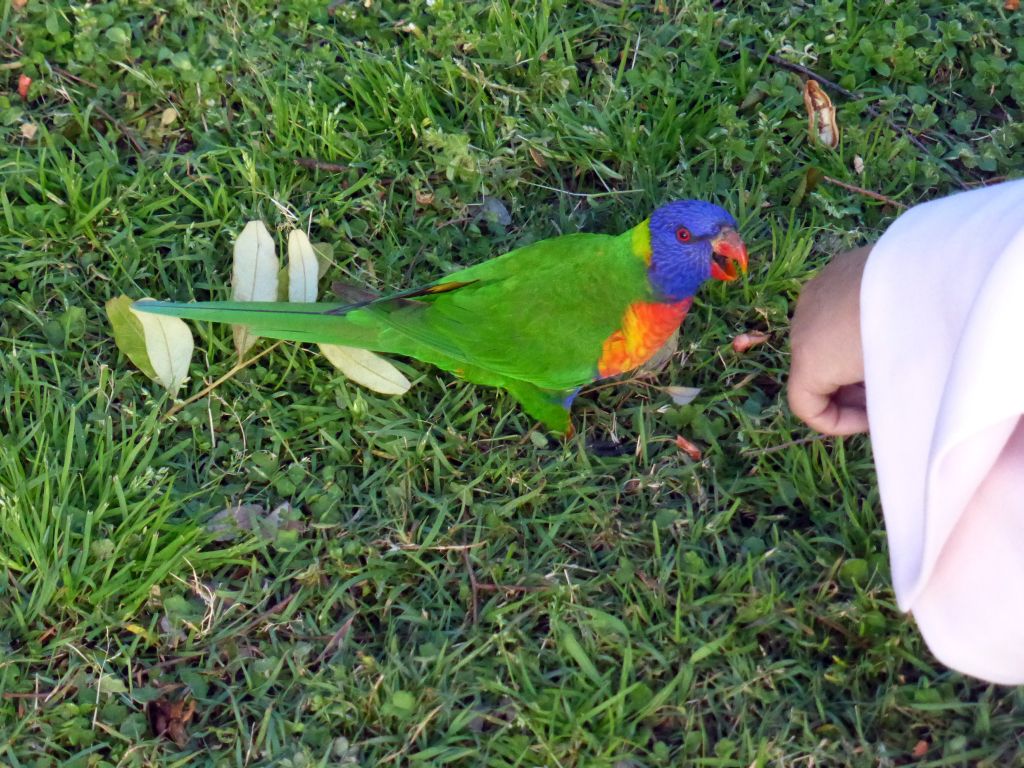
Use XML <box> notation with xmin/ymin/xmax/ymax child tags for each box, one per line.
<box><xmin>2</xmin><ymin>0</ymin><xmax>1023</xmax><ymax>765</ymax></box>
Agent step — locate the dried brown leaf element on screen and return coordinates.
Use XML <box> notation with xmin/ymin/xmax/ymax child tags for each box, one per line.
<box><xmin>674</xmin><ymin>435</ymin><xmax>703</xmax><ymax>461</ymax></box>
<box><xmin>147</xmin><ymin>696</ymin><xmax>196</xmax><ymax>747</ymax></box>
<box><xmin>732</xmin><ymin>331</ymin><xmax>770</xmax><ymax>353</ymax></box>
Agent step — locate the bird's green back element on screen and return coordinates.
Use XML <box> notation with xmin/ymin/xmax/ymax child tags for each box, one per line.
<box><xmin>368</xmin><ymin>228</ymin><xmax>653</xmax><ymax>390</ymax></box>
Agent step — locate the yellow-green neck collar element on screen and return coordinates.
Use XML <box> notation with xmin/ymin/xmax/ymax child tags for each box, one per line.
<box><xmin>630</xmin><ymin>219</ymin><xmax>652</xmax><ymax>265</ymax></box>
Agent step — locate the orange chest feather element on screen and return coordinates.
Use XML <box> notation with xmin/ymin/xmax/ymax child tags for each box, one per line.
<box><xmin>597</xmin><ymin>299</ymin><xmax>692</xmax><ymax>378</ymax></box>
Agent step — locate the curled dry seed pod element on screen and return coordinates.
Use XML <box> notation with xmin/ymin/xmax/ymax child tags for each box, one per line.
<box><xmin>803</xmin><ymin>80</ymin><xmax>840</xmax><ymax>148</ymax></box>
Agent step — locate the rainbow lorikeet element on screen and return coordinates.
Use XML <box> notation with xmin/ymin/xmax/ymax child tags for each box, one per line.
<box><xmin>134</xmin><ymin>200</ymin><xmax>747</xmax><ymax>433</ymax></box>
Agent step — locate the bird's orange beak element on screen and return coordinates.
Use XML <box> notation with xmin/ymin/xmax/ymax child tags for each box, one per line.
<box><xmin>710</xmin><ymin>228</ymin><xmax>748</xmax><ymax>282</ymax></box>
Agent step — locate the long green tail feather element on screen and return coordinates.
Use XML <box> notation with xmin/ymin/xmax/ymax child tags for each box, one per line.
<box><xmin>132</xmin><ymin>300</ymin><xmax>385</xmax><ymax>348</ymax></box>
<box><xmin>133</xmin><ymin>300</ymin><xmax>346</xmax><ymax>323</ymax></box>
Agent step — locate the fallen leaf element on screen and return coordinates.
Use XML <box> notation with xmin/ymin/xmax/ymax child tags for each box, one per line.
<box><xmin>320</xmin><ymin>344</ymin><xmax>412</xmax><ymax>395</ymax></box>
<box><xmin>107</xmin><ymin>296</ymin><xmax>159</xmax><ymax>380</ymax></box>
<box><xmin>803</xmin><ymin>79</ymin><xmax>840</xmax><ymax>148</ymax></box>
<box><xmin>206</xmin><ymin>501</ymin><xmax>291</xmax><ymax>542</ymax></box>
<box><xmin>477</xmin><ymin>196</ymin><xmax>512</xmax><ymax>228</ymax></box>
<box><xmin>123</xmin><ymin>623</ymin><xmax>156</xmax><ymax>643</ymax></box>
<box><xmin>853</xmin><ymin>155</ymin><xmax>865</xmax><ymax>174</ymax></box>
<box><xmin>790</xmin><ymin>166</ymin><xmax>824</xmax><ymax>207</ymax></box>
<box><xmin>147</xmin><ymin>696</ymin><xmax>196</xmax><ymax>747</ymax></box>
<box><xmin>528</xmin><ymin>146</ymin><xmax>546</xmax><ymax>169</ymax></box>
<box><xmin>674</xmin><ymin>435</ymin><xmax>703</xmax><ymax>461</ymax></box>
<box><xmin>130</xmin><ymin>299</ymin><xmax>195</xmax><ymax>392</ymax></box>
<box><xmin>663</xmin><ymin>386</ymin><xmax>702</xmax><ymax>406</ymax></box>
<box><xmin>232</xmin><ymin>220</ymin><xmax>278</xmax><ymax>358</ymax></box>
<box><xmin>739</xmin><ymin>85</ymin><xmax>768</xmax><ymax>111</ymax></box>
<box><xmin>287</xmin><ymin>229</ymin><xmax>318</xmax><ymax>303</ymax></box>
<box><xmin>207</xmin><ymin>502</ymin><xmax>265</xmax><ymax>541</ymax></box>
<box><xmin>17</xmin><ymin>74</ymin><xmax>31</xmax><ymax>100</ymax></box>
<box><xmin>1006</xmin><ymin>0</ymin><xmax>1020</xmax><ymax>10</ymax></box>
<box><xmin>95</xmin><ymin>673</ymin><xmax>128</xmax><ymax>695</ymax></box>
<box><xmin>312</xmin><ymin>242</ymin><xmax>334</xmax><ymax>275</ymax></box>
<box><xmin>415</xmin><ymin>188</ymin><xmax>435</xmax><ymax>206</ymax></box>
<box><xmin>911</xmin><ymin>739</ymin><xmax>929</xmax><ymax>758</ymax></box>
<box><xmin>160</xmin><ymin>107</ymin><xmax>178</xmax><ymax>127</ymax></box>
<box><xmin>20</xmin><ymin>122</ymin><xmax>37</xmax><ymax>140</ymax></box>
<box><xmin>732</xmin><ymin>331</ymin><xmax>770</xmax><ymax>353</ymax></box>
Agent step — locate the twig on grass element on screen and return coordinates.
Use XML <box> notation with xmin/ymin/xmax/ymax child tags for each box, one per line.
<box><xmin>463</xmin><ymin>549</ymin><xmax>481</xmax><ymax>624</ymax></box>
<box><xmin>89</xmin><ymin>104</ymin><xmax>147</xmax><ymax>154</ymax></box>
<box><xmin>519</xmin><ymin>181</ymin><xmax>644</xmax><ymax>199</ymax></box>
<box><xmin>239</xmin><ymin>590</ymin><xmax>299</xmax><ymax>635</ymax></box>
<box><xmin>462</xmin><ymin>550</ymin><xmax>547</xmax><ymax>624</ymax></box>
<box><xmin>740</xmin><ymin>433</ymin><xmax>828</xmax><ymax>457</ymax></box>
<box><xmin>821</xmin><ymin>175</ymin><xmax>907</xmax><ymax>208</ymax></box>
<box><xmin>397</xmin><ymin>541</ymin><xmax>486</xmax><ymax>552</ymax></box>
<box><xmin>314</xmin><ymin>613</ymin><xmax>356</xmax><ymax>665</ymax></box>
<box><xmin>163</xmin><ymin>341</ymin><xmax>284</xmax><ymax>422</ymax></box>
<box><xmin>720</xmin><ymin>39</ymin><xmax>859</xmax><ymax>100</ymax></box>
<box><xmin>294</xmin><ymin>157</ymin><xmax>350</xmax><ymax>173</ymax></box>
<box><xmin>380</xmin><ymin>704</ymin><xmax>446</xmax><ymax>764</ymax></box>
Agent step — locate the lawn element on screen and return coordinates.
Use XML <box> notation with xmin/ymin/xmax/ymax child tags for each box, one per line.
<box><xmin>2</xmin><ymin>0</ymin><xmax>1023</xmax><ymax>765</ymax></box>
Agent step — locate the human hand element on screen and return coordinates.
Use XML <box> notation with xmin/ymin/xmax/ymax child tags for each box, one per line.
<box><xmin>787</xmin><ymin>246</ymin><xmax>871</xmax><ymax>435</ymax></box>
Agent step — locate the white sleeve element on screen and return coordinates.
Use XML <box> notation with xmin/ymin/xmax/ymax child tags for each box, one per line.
<box><xmin>860</xmin><ymin>178</ymin><xmax>1024</xmax><ymax>684</ymax></box>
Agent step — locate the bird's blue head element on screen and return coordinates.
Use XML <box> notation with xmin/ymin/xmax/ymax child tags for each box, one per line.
<box><xmin>644</xmin><ymin>200</ymin><xmax>748</xmax><ymax>301</ymax></box>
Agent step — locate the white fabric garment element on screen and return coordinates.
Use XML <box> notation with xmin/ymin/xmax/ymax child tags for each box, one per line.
<box><xmin>861</xmin><ymin>178</ymin><xmax>1024</xmax><ymax>684</ymax></box>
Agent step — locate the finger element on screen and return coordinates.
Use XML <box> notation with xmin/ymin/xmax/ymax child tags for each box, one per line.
<box><xmin>816</xmin><ymin>401</ymin><xmax>870</xmax><ymax>435</ymax></box>
<box><xmin>788</xmin><ymin>382</ymin><xmax>869</xmax><ymax>435</ymax></box>
<box><xmin>834</xmin><ymin>382</ymin><xmax>866</xmax><ymax>410</ymax></box>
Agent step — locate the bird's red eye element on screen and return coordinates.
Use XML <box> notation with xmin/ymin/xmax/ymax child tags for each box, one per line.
<box><xmin>676</xmin><ymin>227</ymin><xmax>692</xmax><ymax>243</ymax></box>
